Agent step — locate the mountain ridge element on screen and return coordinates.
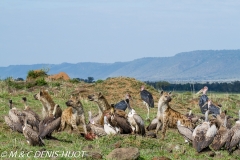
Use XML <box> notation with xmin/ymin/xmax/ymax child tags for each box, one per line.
<box><xmin>1</xmin><ymin>50</ymin><xmax>240</xmax><ymax>82</ymax></box>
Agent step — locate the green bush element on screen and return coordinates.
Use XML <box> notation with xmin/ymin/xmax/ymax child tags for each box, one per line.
<box><xmin>27</xmin><ymin>69</ymin><xmax>48</xmax><ymax>79</ymax></box>
<box><xmin>51</xmin><ymin>82</ymin><xmax>61</xmax><ymax>87</ymax></box>
<box><xmin>35</xmin><ymin>78</ymin><xmax>47</xmax><ymax>86</ymax></box>
<box><xmin>26</xmin><ymin>82</ymin><xmax>35</xmax><ymax>88</ymax></box>
<box><xmin>69</xmin><ymin>78</ymin><xmax>81</xmax><ymax>83</ymax></box>
<box><xmin>4</xmin><ymin>77</ymin><xmax>25</xmax><ymax>89</ymax></box>
<box><xmin>95</xmin><ymin>79</ymin><xmax>104</xmax><ymax>84</ymax></box>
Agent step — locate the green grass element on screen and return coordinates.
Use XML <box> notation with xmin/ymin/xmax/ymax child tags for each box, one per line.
<box><xmin>0</xmin><ymin>81</ymin><xmax>240</xmax><ymax>160</ymax></box>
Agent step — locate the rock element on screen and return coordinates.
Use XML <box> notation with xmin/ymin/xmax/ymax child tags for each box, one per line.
<box><xmin>84</xmin><ymin>152</ymin><xmax>102</xmax><ymax>159</ymax></box>
<box><xmin>106</xmin><ymin>147</ymin><xmax>140</xmax><ymax>160</ymax></box>
<box><xmin>232</xmin><ymin>149</ymin><xmax>240</xmax><ymax>156</ymax></box>
<box><xmin>82</xmin><ymin>145</ymin><xmax>102</xmax><ymax>159</ymax></box>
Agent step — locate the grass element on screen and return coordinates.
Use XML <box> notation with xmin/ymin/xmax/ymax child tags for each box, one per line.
<box><xmin>0</xmin><ymin>77</ymin><xmax>240</xmax><ymax>160</ymax></box>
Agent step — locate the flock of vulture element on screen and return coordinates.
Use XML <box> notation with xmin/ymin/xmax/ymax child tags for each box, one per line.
<box><xmin>3</xmin><ymin>85</ymin><xmax>240</xmax><ymax>155</ymax></box>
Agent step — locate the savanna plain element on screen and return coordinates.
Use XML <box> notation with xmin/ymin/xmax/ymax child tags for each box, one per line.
<box><xmin>0</xmin><ymin>77</ymin><xmax>240</xmax><ymax>160</ymax></box>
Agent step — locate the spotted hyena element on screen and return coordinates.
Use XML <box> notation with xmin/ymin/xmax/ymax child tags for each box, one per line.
<box><xmin>156</xmin><ymin>91</ymin><xmax>194</xmax><ymax>140</ymax></box>
<box><xmin>59</xmin><ymin>96</ymin><xmax>87</xmax><ymax>134</ymax></box>
<box><xmin>34</xmin><ymin>89</ymin><xmax>62</xmax><ymax>119</ymax></box>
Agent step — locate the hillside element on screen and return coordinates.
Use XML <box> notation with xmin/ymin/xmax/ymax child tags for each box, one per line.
<box><xmin>1</xmin><ymin>50</ymin><xmax>240</xmax><ymax>81</ymax></box>
<box><xmin>1</xmin><ymin>77</ymin><xmax>240</xmax><ymax>159</ymax></box>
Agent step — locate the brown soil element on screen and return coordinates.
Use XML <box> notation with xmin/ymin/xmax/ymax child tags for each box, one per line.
<box><xmin>48</xmin><ymin>72</ymin><xmax>70</xmax><ymax>81</ymax></box>
<box><xmin>77</xmin><ymin>77</ymin><xmax>160</xmax><ymax>109</ymax></box>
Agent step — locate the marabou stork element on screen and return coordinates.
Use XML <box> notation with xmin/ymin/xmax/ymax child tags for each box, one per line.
<box><xmin>114</xmin><ymin>93</ymin><xmax>132</xmax><ymax>111</ymax></box>
<box><xmin>140</xmin><ymin>85</ymin><xmax>154</xmax><ymax>120</ymax></box>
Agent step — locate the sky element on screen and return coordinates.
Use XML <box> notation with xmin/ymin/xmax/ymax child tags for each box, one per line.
<box><xmin>0</xmin><ymin>0</ymin><xmax>240</xmax><ymax>67</ymax></box>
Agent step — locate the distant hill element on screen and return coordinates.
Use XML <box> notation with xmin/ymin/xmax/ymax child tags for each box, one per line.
<box><xmin>1</xmin><ymin>50</ymin><xmax>240</xmax><ymax>82</ymax></box>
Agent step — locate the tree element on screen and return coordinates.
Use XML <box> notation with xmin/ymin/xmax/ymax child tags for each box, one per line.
<box><xmin>87</xmin><ymin>77</ymin><xmax>94</xmax><ymax>83</ymax></box>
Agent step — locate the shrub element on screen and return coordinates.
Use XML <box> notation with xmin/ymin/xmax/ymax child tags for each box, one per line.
<box><xmin>51</xmin><ymin>82</ymin><xmax>61</xmax><ymax>87</ymax></box>
<box><xmin>35</xmin><ymin>78</ymin><xmax>47</xmax><ymax>86</ymax></box>
<box><xmin>69</xmin><ymin>78</ymin><xmax>81</xmax><ymax>83</ymax></box>
<box><xmin>95</xmin><ymin>79</ymin><xmax>104</xmax><ymax>84</ymax></box>
<box><xmin>27</xmin><ymin>69</ymin><xmax>48</xmax><ymax>79</ymax></box>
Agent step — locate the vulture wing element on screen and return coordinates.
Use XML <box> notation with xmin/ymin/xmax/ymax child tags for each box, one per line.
<box><xmin>133</xmin><ymin>114</ymin><xmax>145</xmax><ymax>136</ymax></box>
<box><xmin>39</xmin><ymin>117</ymin><xmax>61</xmax><ymax>138</ymax></box>
<box><xmin>4</xmin><ymin>115</ymin><xmax>23</xmax><ymax>133</ymax></box>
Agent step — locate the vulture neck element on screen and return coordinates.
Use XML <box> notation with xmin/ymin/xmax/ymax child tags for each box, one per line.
<box><xmin>204</xmin><ymin>110</ymin><xmax>209</xmax><ymax>122</ymax></box>
<box><xmin>223</xmin><ymin>116</ymin><xmax>227</xmax><ymax>127</ymax></box>
<box><xmin>189</xmin><ymin>110</ymin><xmax>192</xmax><ymax>116</ymax></box>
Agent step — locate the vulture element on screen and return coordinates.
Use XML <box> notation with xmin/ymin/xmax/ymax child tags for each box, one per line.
<box><xmin>177</xmin><ymin>120</ymin><xmax>193</xmax><ymax>143</ymax></box>
<box><xmin>127</xmin><ymin>107</ymin><xmax>145</xmax><ymax>136</ymax></box>
<box><xmin>216</xmin><ymin>109</ymin><xmax>232</xmax><ymax>129</ymax></box>
<box><xmin>39</xmin><ymin>116</ymin><xmax>61</xmax><ymax>139</ymax></box>
<box><xmin>146</xmin><ymin>117</ymin><xmax>159</xmax><ymax>131</ymax></box>
<box><xmin>21</xmin><ymin>97</ymin><xmax>41</xmax><ymax>132</ymax></box>
<box><xmin>210</xmin><ymin>116</ymin><xmax>229</xmax><ymax>151</ymax></box>
<box><xmin>22</xmin><ymin>114</ymin><xmax>45</xmax><ymax>146</ymax></box>
<box><xmin>140</xmin><ymin>85</ymin><xmax>154</xmax><ymax>120</ymax></box>
<box><xmin>88</xmin><ymin>122</ymin><xmax>107</xmax><ymax>138</ymax></box>
<box><xmin>192</xmin><ymin>110</ymin><xmax>218</xmax><ymax>153</ymax></box>
<box><xmin>87</xmin><ymin>111</ymin><xmax>107</xmax><ymax>138</ymax></box>
<box><xmin>225</xmin><ymin>110</ymin><xmax>240</xmax><ymax>153</ymax></box>
<box><xmin>114</xmin><ymin>93</ymin><xmax>132</xmax><ymax>111</ymax></box>
<box><xmin>4</xmin><ymin>100</ymin><xmax>24</xmax><ymax>133</ymax></box>
<box><xmin>185</xmin><ymin>108</ymin><xmax>200</xmax><ymax>124</ymax></box>
<box><xmin>103</xmin><ymin>116</ymin><xmax>118</xmax><ymax>135</ymax></box>
<box><xmin>22</xmin><ymin>97</ymin><xmax>41</xmax><ymax>122</ymax></box>
<box><xmin>109</xmin><ymin>106</ymin><xmax>132</xmax><ymax>134</ymax></box>
<box><xmin>87</xmin><ymin>110</ymin><xmax>102</xmax><ymax>126</ymax></box>
<box><xmin>4</xmin><ymin>115</ymin><xmax>23</xmax><ymax>133</ymax></box>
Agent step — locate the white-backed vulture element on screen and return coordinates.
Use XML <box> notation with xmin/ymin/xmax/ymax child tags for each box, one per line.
<box><xmin>109</xmin><ymin>106</ymin><xmax>132</xmax><ymax>134</ymax></box>
<box><xmin>22</xmin><ymin>114</ymin><xmax>44</xmax><ymax>146</ymax></box>
<box><xmin>127</xmin><ymin>108</ymin><xmax>145</xmax><ymax>136</ymax></box>
<box><xmin>225</xmin><ymin>110</ymin><xmax>240</xmax><ymax>153</ymax></box>
<box><xmin>177</xmin><ymin>120</ymin><xmax>193</xmax><ymax>143</ymax></box>
<box><xmin>39</xmin><ymin>116</ymin><xmax>61</xmax><ymax>139</ymax></box>
<box><xmin>5</xmin><ymin>100</ymin><xmax>23</xmax><ymax>133</ymax></box>
<box><xmin>103</xmin><ymin>116</ymin><xmax>118</xmax><ymax>135</ymax></box>
<box><xmin>146</xmin><ymin>117</ymin><xmax>159</xmax><ymax>131</ymax></box>
<box><xmin>210</xmin><ymin>116</ymin><xmax>229</xmax><ymax>151</ymax></box>
<box><xmin>192</xmin><ymin>110</ymin><xmax>218</xmax><ymax>152</ymax></box>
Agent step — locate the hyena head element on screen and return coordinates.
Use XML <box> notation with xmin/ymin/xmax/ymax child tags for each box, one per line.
<box><xmin>159</xmin><ymin>91</ymin><xmax>172</xmax><ymax>103</ymax></box>
<box><xmin>88</xmin><ymin>92</ymin><xmax>111</xmax><ymax>111</ymax></box>
<box><xmin>66</xmin><ymin>96</ymin><xmax>84</xmax><ymax>115</ymax></box>
<box><xmin>34</xmin><ymin>90</ymin><xmax>54</xmax><ymax>103</ymax></box>
<box><xmin>34</xmin><ymin>89</ymin><xmax>62</xmax><ymax>118</ymax></box>
<box><xmin>87</xmin><ymin>92</ymin><xmax>105</xmax><ymax>102</ymax></box>
<box><xmin>66</xmin><ymin>96</ymin><xmax>82</xmax><ymax>108</ymax></box>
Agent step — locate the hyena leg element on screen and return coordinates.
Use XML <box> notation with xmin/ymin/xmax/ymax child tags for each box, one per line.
<box><xmin>59</xmin><ymin>118</ymin><xmax>66</xmax><ymax>131</ymax></box>
<box><xmin>161</xmin><ymin>118</ymin><xmax>169</xmax><ymax>140</ymax></box>
<box><xmin>71</xmin><ymin>117</ymin><xmax>79</xmax><ymax>132</ymax></box>
<box><xmin>80</xmin><ymin>115</ymin><xmax>87</xmax><ymax>135</ymax></box>
<box><xmin>155</xmin><ymin>119</ymin><xmax>162</xmax><ymax>134</ymax></box>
